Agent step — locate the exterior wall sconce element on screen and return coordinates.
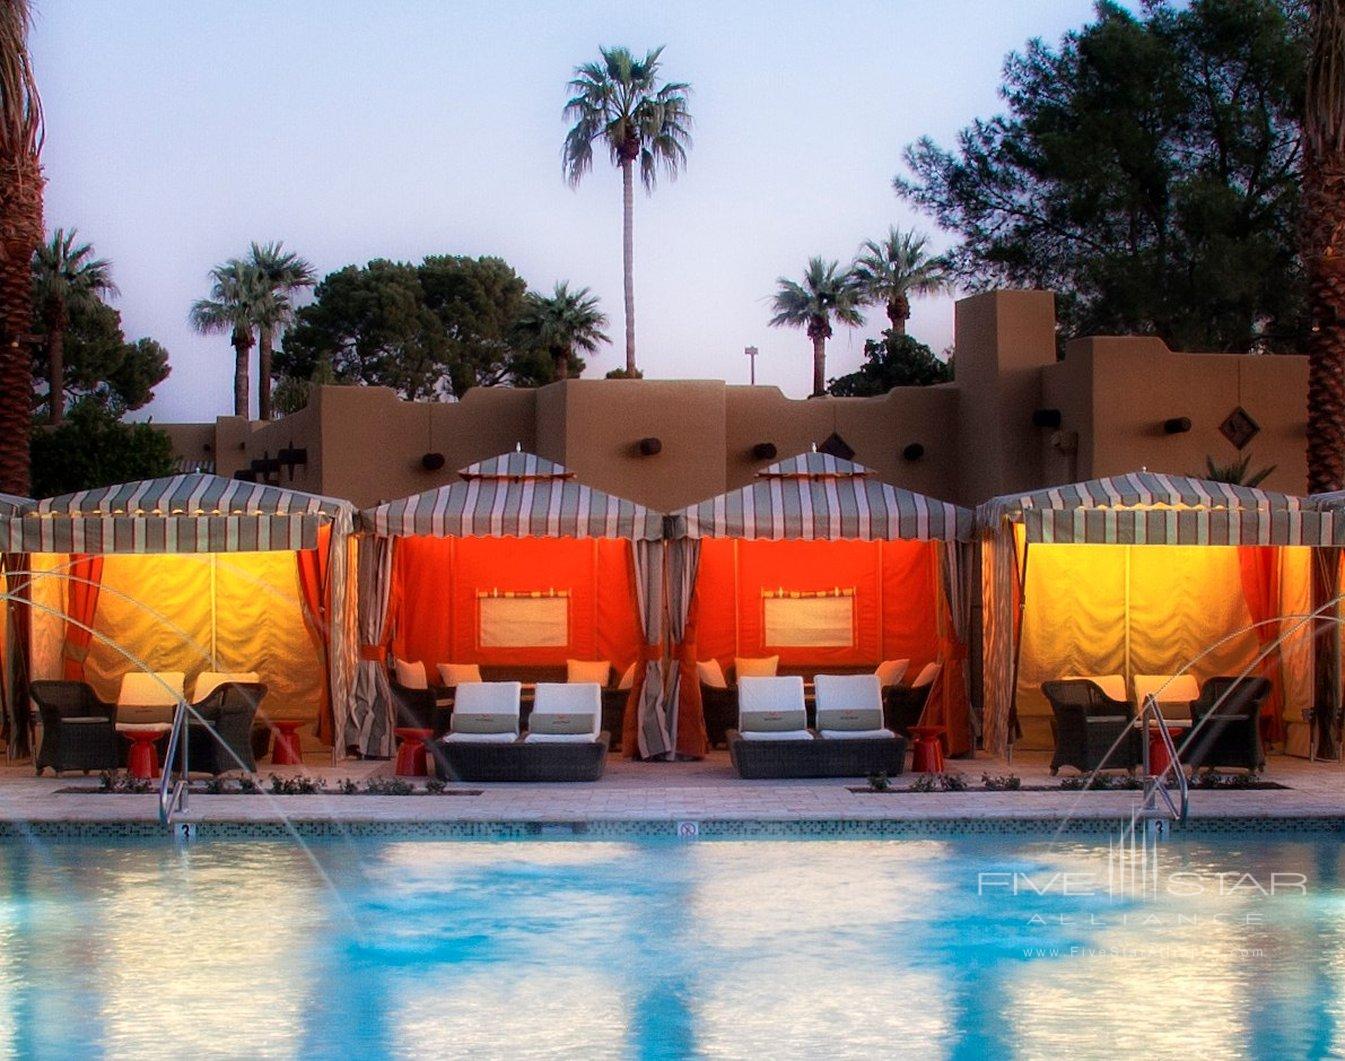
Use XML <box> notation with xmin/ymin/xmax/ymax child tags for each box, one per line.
<box><xmin>1032</xmin><ymin>409</ymin><xmax>1062</xmax><ymax>429</ymax></box>
<box><xmin>752</xmin><ymin>442</ymin><xmax>778</xmax><ymax>461</ymax></box>
<box><xmin>421</xmin><ymin>452</ymin><xmax>446</xmax><ymax>471</ymax></box>
<box><xmin>1163</xmin><ymin>417</ymin><xmax>1192</xmax><ymax>435</ymax></box>
<box><xmin>902</xmin><ymin>443</ymin><xmax>925</xmax><ymax>461</ymax></box>
<box><xmin>637</xmin><ymin>437</ymin><xmax>663</xmax><ymax>456</ymax></box>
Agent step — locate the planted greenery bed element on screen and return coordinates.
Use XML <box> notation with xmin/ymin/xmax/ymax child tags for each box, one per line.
<box><xmin>847</xmin><ymin>771</ymin><xmax>1288</xmax><ymax>794</ymax></box>
<box><xmin>61</xmin><ymin>773</ymin><xmax>484</xmax><ymax>797</ymax></box>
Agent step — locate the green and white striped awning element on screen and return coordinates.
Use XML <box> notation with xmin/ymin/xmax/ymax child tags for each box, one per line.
<box><xmin>362</xmin><ymin>452</ymin><xmax>664</xmax><ymax>541</ymax></box>
<box><xmin>5</xmin><ymin>474</ymin><xmax>355</xmax><ymax>554</ymax></box>
<box><xmin>979</xmin><ymin>472</ymin><xmax>1337</xmax><ymax>546</ymax></box>
<box><xmin>0</xmin><ymin>494</ymin><xmax>31</xmax><ymax>516</ymax></box>
<box><xmin>673</xmin><ymin>452</ymin><xmax>972</xmax><ymax>542</ymax></box>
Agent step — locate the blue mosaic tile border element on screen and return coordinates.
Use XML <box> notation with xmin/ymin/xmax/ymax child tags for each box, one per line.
<box><xmin>1</xmin><ymin>815</ymin><xmax>1342</xmax><ymax>841</ymax></box>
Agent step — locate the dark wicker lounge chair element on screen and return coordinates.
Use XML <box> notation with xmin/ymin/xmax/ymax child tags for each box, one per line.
<box><xmin>431</xmin><ymin>732</ymin><xmax>611</xmax><ymax>782</ymax></box>
<box><xmin>700</xmin><ymin>682</ymin><xmax>738</xmax><ymax>749</ymax></box>
<box><xmin>727</xmin><ymin>729</ymin><xmax>907</xmax><ymax>779</ymax></box>
<box><xmin>1183</xmin><ymin>676</ymin><xmax>1269</xmax><ymax>774</ymax></box>
<box><xmin>30</xmin><ymin>680</ymin><xmax>119</xmax><ymax>776</ymax></box>
<box><xmin>390</xmin><ymin>677</ymin><xmax>437</xmax><ymax>731</ymax></box>
<box><xmin>600</xmin><ymin>689</ymin><xmax>627</xmax><ymax>748</ymax></box>
<box><xmin>883</xmin><ymin>663</ymin><xmax>943</xmax><ymax>738</ymax></box>
<box><xmin>1041</xmin><ymin>679</ymin><xmax>1140</xmax><ymax>775</ymax></box>
<box><xmin>186</xmin><ymin>682</ymin><xmax>267</xmax><ymax>775</ymax></box>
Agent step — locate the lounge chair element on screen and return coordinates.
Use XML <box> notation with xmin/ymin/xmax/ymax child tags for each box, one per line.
<box><xmin>193</xmin><ymin>671</ymin><xmax>271</xmax><ymax>762</ymax></box>
<box><xmin>389</xmin><ymin>659</ymin><xmax>437</xmax><ymax>730</ymax></box>
<box><xmin>883</xmin><ymin>662</ymin><xmax>942</xmax><ymax>737</ymax></box>
<box><xmin>185</xmin><ymin>681</ymin><xmax>267</xmax><ymax>775</ymax></box>
<box><xmin>433</xmin><ymin>682</ymin><xmax>608</xmax><ymax>782</ymax></box>
<box><xmin>30</xmin><ymin>680</ymin><xmax>119</xmax><ymax>776</ymax></box>
<box><xmin>698</xmin><ymin>661</ymin><xmax>738</xmax><ymax>750</ymax></box>
<box><xmin>728</xmin><ymin>676</ymin><xmax>906</xmax><ymax>779</ymax></box>
<box><xmin>1183</xmin><ymin>676</ymin><xmax>1269</xmax><ymax>774</ymax></box>
<box><xmin>814</xmin><ymin>674</ymin><xmax>898</xmax><ymax>740</ymax></box>
<box><xmin>1041</xmin><ymin>678</ymin><xmax>1140</xmax><ymax>775</ymax></box>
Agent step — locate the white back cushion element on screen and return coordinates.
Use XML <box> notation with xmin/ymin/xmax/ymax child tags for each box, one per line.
<box><xmin>394</xmin><ymin>659</ymin><xmax>427</xmax><ymax>690</ymax></box>
<box><xmin>437</xmin><ymin>663</ymin><xmax>482</xmax><ymax>687</ymax></box>
<box><xmin>617</xmin><ymin>661</ymin><xmax>639</xmax><ymax>691</ymax></box>
<box><xmin>911</xmin><ymin>662</ymin><xmax>943</xmax><ymax>689</ymax></box>
<box><xmin>814</xmin><ymin>674</ymin><xmax>884</xmax><ymax>729</ymax></box>
<box><xmin>738</xmin><ymin>676</ymin><xmax>807</xmax><ymax>732</ymax></box>
<box><xmin>531</xmin><ymin>682</ymin><xmax>602</xmax><ymax>738</ymax></box>
<box><xmin>1065</xmin><ymin>673</ymin><xmax>1127</xmax><ymax>702</ymax></box>
<box><xmin>450</xmin><ymin>681</ymin><xmax>521</xmax><ymax>736</ymax></box>
<box><xmin>735</xmin><ymin>655</ymin><xmax>779</xmax><ymax>679</ymax></box>
<box><xmin>118</xmin><ymin>671</ymin><xmax>185</xmax><ymax>707</ymax></box>
<box><xmin>875</xmin><ymin>659</ymin><xmax>910</xmax><ymax>688</ymax></box>
<box><xmin>566</xmin><ymin>659</ymin><xmax>611</xmax><ymax>686</ymax></box>
<box><xmin>192</xmin><ymin>671</ymin><xmax>260</xmax><ymax>702</ymax></box>
<box><xmin>697</xmin><ymin>659</ymin><xmax>728</xmax><ymax>689</ymax></box>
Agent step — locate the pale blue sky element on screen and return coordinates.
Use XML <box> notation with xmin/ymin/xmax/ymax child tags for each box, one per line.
<box><xmin>30</xmin><ymin>0</ymin><xmax>1112</xmax><ymax>421</ymax></box>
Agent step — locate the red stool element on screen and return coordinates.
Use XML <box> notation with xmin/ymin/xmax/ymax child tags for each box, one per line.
<box><xmin>394</xmin><ymin>728</ymin><xmax>433</xmax><ymax>777</ymax></box>
<box><xmin>908</xmin><ymin>725</ymin><xmax>947</xmax><ymax>773</ymax></box>
<box><xmin>270</xmin><ymin>720</ymin><xmax>305</xmax><ymax>765</ymax></box>
<box><xmin>1148</xmin><ymin>724</ymin><xmax>1186</xmax><ymax>778</ymax></box>
<box><xmin>120</xmin><ymin>725</ymin><xmax>169</xmax><ymax>780</ymax></box>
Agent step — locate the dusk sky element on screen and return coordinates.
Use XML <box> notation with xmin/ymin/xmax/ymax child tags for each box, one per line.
<box><xmin>31</xmin><ymin>1</ymin><xmax>1112</xmax><ymax>422</ymax></box>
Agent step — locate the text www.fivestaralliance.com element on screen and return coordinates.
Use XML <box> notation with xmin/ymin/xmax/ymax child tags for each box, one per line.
<box><xmin>1023</xmin><ymin>946</ymin><xmax>1265</xmax><ymax>959</ymax></box>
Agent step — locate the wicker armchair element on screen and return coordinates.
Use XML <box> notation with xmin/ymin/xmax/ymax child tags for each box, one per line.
<box><xmin>600</xmin><ymin>689</ymin><xmax>627</xmax><ymax>748</ymax></box>
<box><xmin>186</xmin><ymin>682</ymin><xmax>267</xmax><ymax>775</ymax></box>
<box><xmin>700</xmin><ymin>682</ymin><xmax>738</xmax><ymax>749</ymax></box>
<box><xmin>1041</xmin><ymin>679</ymin><xmax>1140</xmax><ymax>775</ymax></box>
<box><xmin>30</xmin><ymin>681</ymin><xmax>119</xmax><ymax>776</ymax></box>
<box><xmin>1184</xmin><ymin>676</ymin><xmax>1269</xmax><ymax>774</ymax></box>
<box><xmin>390</xmin><ymin>677</ymin><xmax>437</xmax><ymax>731</ymax></box>
<box><xmin>883</xmin><ymin>663</ymin><xmax>943</xmax><ymax>738</ymax></box>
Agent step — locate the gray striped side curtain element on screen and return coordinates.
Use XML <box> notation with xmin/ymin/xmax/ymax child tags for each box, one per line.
<box><xmin>980</xmin><ymin>527</ymin><xmax>1018</xmax><ymax>757</ymax></box>
<box><xmin>326</xmin><ymin>509</ymin><xmax>358</xmax><ymax>762</ymax></box>
<box><xmin>665</xmin><ymin>538</ymin><xmax>701</xmax><ymax>759</ymax></box>
<box><xmin>631</xmin><ymin>539</ymin><xmax>672</xmax><ymax>759</ymax></box>
<box><xmin>349</xmin><ymin>536</ymin><xmax>395</xmax><ymax>758</ymax></box>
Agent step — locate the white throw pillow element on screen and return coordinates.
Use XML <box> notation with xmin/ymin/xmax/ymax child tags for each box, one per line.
<box><xmin>875</xmin><ymin>659</ymin><xmax>910</xmax><ymax>689</ymax></box>
<box><xmin>393</xmin><ymin>659</ymin><xmax>427</xmax><ymax>690</ymax></box>
<box><xmin>697</xmin><ymin>659</ymin><xmax>728</xmax><ymax>689</ymax></box>
<box><xmin>437</xmin><ymin>663</ymin><xmax>482</xmax><ymax>687</ymax></box>
<box><xmin>735</xmin><ymin>655</ymin><xmax>779</xmax><ymax>679</ymax></box>
<box><xmin>617</xmin><ymin>661</ymin><xmax>639</xmax><ymax>690</ymax></box>
<box><xmin>567</xmin><ymin>659</ymin><xmax>611</xmax><ymax>686</ymax></box>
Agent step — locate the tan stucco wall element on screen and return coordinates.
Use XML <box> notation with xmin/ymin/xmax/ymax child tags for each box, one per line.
<box><xmin>166</xmin><ymin>290</ymin><xmax>1316</xmax><ymax>510</ymax></box>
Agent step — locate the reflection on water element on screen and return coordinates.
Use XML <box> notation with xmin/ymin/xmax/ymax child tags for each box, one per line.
<box><xmin>0</xmin><ymin>834</ymin><xmax>1339</xmax><ymax>1057</ymax></box>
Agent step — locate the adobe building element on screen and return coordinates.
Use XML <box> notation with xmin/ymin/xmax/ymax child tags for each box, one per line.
<box><xmin>160</xmin><ymin>290</ymin><xmax>1311</xmax><ymax>511</ymax></box>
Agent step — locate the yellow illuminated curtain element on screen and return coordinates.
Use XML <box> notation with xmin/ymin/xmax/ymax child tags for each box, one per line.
<box><xmin>1014</xmin><ymin>544</ymin><xmax>1287</xmax><ymax>750</ymax></box>
<box><xmin>81</xmin><ymin>552</ymin><xmax>323</xmax><ymax>723</ymax></box>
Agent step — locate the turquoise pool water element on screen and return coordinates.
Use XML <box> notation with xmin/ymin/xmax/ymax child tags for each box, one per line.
<box><xmin>0</xmin><ymin>830</ymin><xmax>1339</xmax><ymax>1057</ymax></box>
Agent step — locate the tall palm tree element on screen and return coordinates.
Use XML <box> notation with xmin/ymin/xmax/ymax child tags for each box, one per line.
<box><xmin>514</xmin><ymin>281</ymin><xmax>610</xmax><ymax>381</ymax></box>
<box><xmin>246</xmin><ymin>240</ymin><xmax>314</xmax><ymax>420</ymax></box>
<box><xmin>0</xmin><ymin>0</ymin><xmax>44</xmax><ymax>495</ymax></box>
<box><xmin>563</xmin><ymin>45</ymin><xmax>691</xmax><ymax>375</ymax></box>
<box><xmin>190</xmin><ymin>260</ymin><xmax>264</xmax><ymax>418</ymax></box>
<box><xmin>1306</xmin><ymin>0</ymin><xmax>1345</xmax><ymax>493</ymax></box>
<box><xmin>851</xmin><ymin>227</ymin><xmax>948</xmax><ymax>336</ymax></box>
<box><xmin>769</xmin><ymin>258</ymin><xmax>864</xmax><ymax>397</ymax></box>
<box><xmin>32</xmin><ymin>229</ymin><xmax>117</xmax><ymax>425</ymax></box>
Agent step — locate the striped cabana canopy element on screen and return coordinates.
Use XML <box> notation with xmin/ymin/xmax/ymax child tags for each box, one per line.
<box><xmin>978</xmin><ymin>471</ymin><xmax>1336</xmax><ymax>546</ymax></box>
<box><xmin>673</xmin><ymin>452</ymin><xmax>972</xmax><ymax>541</ymax></box>
<box><xmin>362</xmin><ymin>451</ymin><xmax>664</xmax><ymax>540</ymax></box>
<box><xmin>5</xmin><ymin>474</ymin><xmax>355</xmax><ymax>554</ymax></box>
<box><xmin>0</xmin><ymin>494</ymin><xmax>32</xmax><ymax>515</ymax></box>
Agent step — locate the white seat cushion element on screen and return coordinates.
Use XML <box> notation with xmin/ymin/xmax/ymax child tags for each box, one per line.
<box><xmin>819</xmin><ymin>728</ymin><xmax>896</xmax><ymax>741</ymax></box>
<box><xmin>523</xmin><ymin>733</ymin><xmax>601</xmax><ymax>743</ymax></box>
<box><xmin>192</xmin><ymin>671</ymin><xmax>260</xmax><ymax>703</ymax></box>
<box><xmin>442</xmin><ymin>731</ymin><xmax>518</xmax><ymax>743</ymax></box>
<box><xmin>117</xmin><ymin>672</ymin><xmax>185</xmax><ymax>707</ymax></box>
<box><xmin>437</xmin><ymin>663</ymin><xmax>482</xmax><ymax>687</ymax></box>
<box><xmin>394</xmin><ymin>659</ymin><xmax>428</xmax><ymax>690</ymax></box>
<box><xmin>740</xmin><ymin>729</ymin><xmax>814</xmax><ymax>742</ymax></box>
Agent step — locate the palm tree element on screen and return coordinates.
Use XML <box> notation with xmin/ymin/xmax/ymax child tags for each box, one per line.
<box><xmin>32</xmin><ymin>229</ymin><xmax>117</xmax><ymax>425</ymax></box>
<box><xmin>769</xmin><ymin>258</ymin><xmax>864</xmax><ymax>397</ymax></box>
<box><xmin>851</xmin><ymin>227</ymin><xmax>949</xmax><ymax>336</ymax></box>
<box><xmin>246</xmin><ymin>241</ymin><xmax>314</xmax><ymax>420</ymax></box>
<box><xmin>563</xmin><ymin>45</ymin><xmax>692</xmax><ymax>375</ymax></box>
<box><xmin>190</xmin><ymin>260</ymin><xmax>264</xmax><ymax>418</ymax></box>
<box><xmin>514</xmin><ymin>282</ymin><xmax>610</xmax><ymax>381</ymax></box>
<box><xmin>0</xmin><ymin>0</ymin><xmax>44</xmax><ymax>495</ymax></box>
<box><xmin>1306</xmin><ymin>0</ymin><xmax>1345</xmax><ymax>493</ymax></box>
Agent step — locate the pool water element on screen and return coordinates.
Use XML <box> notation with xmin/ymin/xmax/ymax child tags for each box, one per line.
<box><xmin>0</xmin><ymin>830</ymin><xmax>1340</xmax><ymax>1058</ymax></box>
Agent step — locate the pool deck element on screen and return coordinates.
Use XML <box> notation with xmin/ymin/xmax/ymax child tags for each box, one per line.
<box><xmin>1</xmin><ymin>749</ymin><xmax>1344</xmax><ymax>829</ymax></box>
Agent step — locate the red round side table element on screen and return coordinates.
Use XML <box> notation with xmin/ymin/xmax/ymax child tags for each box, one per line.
<box><xmin>1147</xmin><ymin>724</ymin><xmax>1186</xmax><ymax>778</ymax></box>
<box><xmin>394</xmin><ymin>728</ymin><xmax>434</xmax><ymax>777</ymax></box>
<box><xmin>118</xmin><ymin>724</ymin><xmax>170</xmax><ymax>780</ymax></box>
<box><xmin>270</xmin><ymin>720</ymin><xmax>305</xmax><ymax>765</ymax></box>
<box><xmin>908</xmin><ymin>725</ymin><xmax>947</xmax><ymax>773</ymax></box>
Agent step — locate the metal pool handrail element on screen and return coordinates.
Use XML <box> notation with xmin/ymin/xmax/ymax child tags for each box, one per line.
<box><xmin>1137</xmin><ymin>693</ymin><xmax>1188</xmax><ymax>825</ymax></box>
<box><xmin>158</xmin><ymin>698</ymin><xmax>189</xmax><ymax>826</ymax></box>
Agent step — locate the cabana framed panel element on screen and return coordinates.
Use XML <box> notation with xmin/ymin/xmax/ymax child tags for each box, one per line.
<box><xmin>668</xmin><ymin>453</ymin><xmax>975</xmax><ymax>758</ymax></box>
<box><xmin>979</xmin><ymin>472</ymin><xmax>1340</xmax><ymax>758</ymax></box>
<box><xmin>357</xmin><ymin>452</ymin><xmax>669</xmax><ymax>759</ymax></box>
<box><xmin>1</xmin><ymin>475</ymin><xmax>357</xmax><ymax>760</ymax></box>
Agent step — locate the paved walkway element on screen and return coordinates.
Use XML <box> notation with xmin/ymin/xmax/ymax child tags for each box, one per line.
<box><xmin>2</xmin><ymin>749</ymin><xmax>1344</xmax><ymax>827</ymax></box>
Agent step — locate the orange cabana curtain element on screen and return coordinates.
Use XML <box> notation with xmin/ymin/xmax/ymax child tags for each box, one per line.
<box><xmin>297</xmin><ymin>525</ymin><xmax>333</xmax><ymax>744</ymax></box>
<box><xmin>1238</xmin><ymin>545</ymin><xmax>1285</xmax><ymax>742</ymax></box>
<box><xmin>62</xmin><ymin>554</ymin><xmax>104</xmax><ymax>681</ymax></box>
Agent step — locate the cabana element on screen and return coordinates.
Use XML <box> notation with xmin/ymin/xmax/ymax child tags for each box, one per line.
<box><xmin>0</xmin><ymin>492</ymin><xmax>34</xmax><ymax>756</ymax></box>
<box><xmin>666</xmin><ymin>453</ymin><xmax>975</xmax><ymax>759</ymax></box>
<box><xmin>0</xmin><ymin>475</ymin><xmax>356</xmax><ymax>760</ymax></box>
<box><xmin>355</xmin><ymin>452</ymin><xmax>668</xmax><ymax>760</ymax></box>
<box><xmin>978</xmin><ymin>472</ymin><xmax>1336</xmax><ymax>758</ymax></box>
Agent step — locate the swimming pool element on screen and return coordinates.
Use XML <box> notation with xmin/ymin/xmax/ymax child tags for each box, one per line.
<box><xmin>0</xmin><ymin>829</ymin><xmax>1338</xmax><ymax>1057</ymax></box>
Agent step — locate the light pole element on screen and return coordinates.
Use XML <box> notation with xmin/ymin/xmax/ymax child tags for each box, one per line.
<box><xmin>745</xmin><ymin>345</ymin><xmax>759</xmax><ymax>385</ymax></box>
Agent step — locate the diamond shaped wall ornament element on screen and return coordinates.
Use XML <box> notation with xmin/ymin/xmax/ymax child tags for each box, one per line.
<box><xmin>1219</xmin><ymin>406</ymin><xmax>1260</xmax><ymax>450</ymax></box>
